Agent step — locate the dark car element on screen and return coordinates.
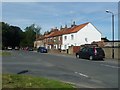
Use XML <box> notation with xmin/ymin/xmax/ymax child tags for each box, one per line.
<box><xmin>37</xmin><ymin>47</ymin><xmax>48</xmax><ymax>53</ymax></box>
<box><xmin>28</xmin><ymin>47</ymin><xmax>33</xmax><ymax>51</ymax></box>
<box><xmin>76</xmin><ymin>47</ymin><xmax>105</xmax><ymax>60</ymax></box>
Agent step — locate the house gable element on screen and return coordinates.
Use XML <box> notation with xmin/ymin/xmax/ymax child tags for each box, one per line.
<box><xmin>61</xmin><ymin>22</ymin><xmax>101</xmax><ymax>50</ymax></box>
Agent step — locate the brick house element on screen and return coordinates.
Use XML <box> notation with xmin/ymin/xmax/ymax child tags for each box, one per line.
<box><xmin>34</xmin><ymin>22</ymin><xmax>102</xmax><ymax>50</ymax></box>
<box><xmin>34</xmin><ymin>35</ymin><xmax>44</xmax><ymax>48</ymax></box>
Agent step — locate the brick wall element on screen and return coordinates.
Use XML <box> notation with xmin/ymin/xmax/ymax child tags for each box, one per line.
<box><xmin>68</xmin><ymin>46</ymin><xmax>80</xmax><ymax>54</ymax></box>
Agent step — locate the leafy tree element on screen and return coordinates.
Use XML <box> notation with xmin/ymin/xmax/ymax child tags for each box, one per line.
<box><xmin>23</xmin><ymin>24</ymin><xmax>41</xmax><ymax>47</ymax></box>
<box><xmin>2</xmin><ymin>22</ymin><xmax>11</xmax><ymax>48</ymax></box>
<box><xmin>0</xmin><ymin>22</ymin><xmax>2</xmax><ymax>49</ymax></box>
<box><xmin>33</xmin><ymin>24</ymin><xmax>41</xmax><ymax>35</ymax></box>
<box><xmin>29</xmin><ymin>24</ymin><xmax>42</xmax><ymax>40</ymax></box>
<box><xmin>1</xmin><ymin>22</ymin><xmax>42</xmax><ymax>49</ymax></box>
<box><xmin>10</xmin><ymin>26</ymin><xmax>23</xmax><ymax>47</ymax></box>
<box><xmin>2</xmin><ymin>22</ymin><xmax>24</xmax><ymax>49</ymax></box>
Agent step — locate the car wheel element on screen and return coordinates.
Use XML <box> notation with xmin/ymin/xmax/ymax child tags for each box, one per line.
<box><xmin>76</xmin><ymin>54</ymin><xmax>79</xmax><ymax>58</ymax></box>
<box><xmin>101</xmin><ymin>58</ymin><xmax>104</xmax><ymax>61</ymax></box>
<box><xmin>89</xmin><ymin>56</ymin><xmax>93</xmax><ymax>60</ymax></box>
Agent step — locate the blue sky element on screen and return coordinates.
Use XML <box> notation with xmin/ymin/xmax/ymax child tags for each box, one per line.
<box><xmin>2</xmin><ymin>2</ymin><xmax>118</xmax><ymax>40</ymax></box>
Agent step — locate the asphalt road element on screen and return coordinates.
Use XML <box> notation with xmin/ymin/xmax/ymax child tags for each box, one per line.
<box><xmin>2</xmin><ymin>50</ymin><xmax>119</xmax><ymax>88</ymax></box>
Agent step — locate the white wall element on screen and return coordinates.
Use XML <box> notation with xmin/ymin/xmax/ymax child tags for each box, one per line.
<box><xmin>61</xmin><ymin>23</ymin><xmax>101</xmax><ymax>50</ymax></box>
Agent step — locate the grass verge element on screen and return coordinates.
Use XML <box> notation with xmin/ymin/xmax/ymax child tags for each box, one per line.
<box><xmin>0</xmin><ymin>51</ymin><xmax>11</xmax><ymax>56</ymax></box>
<box><xmin>2</xmin><ymin>74</ymin><xmax>75</xmax><ymax>88</ymax></box>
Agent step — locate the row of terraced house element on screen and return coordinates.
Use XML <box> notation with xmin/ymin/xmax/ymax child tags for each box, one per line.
<box><xmin>34</xmin><ymin>22</ymin><xmax>102</xmax><ymax>50</ymax></box>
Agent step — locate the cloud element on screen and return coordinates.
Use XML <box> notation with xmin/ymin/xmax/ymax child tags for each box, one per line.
<box><xmin>2</xmin><ymin>2</ymin><xmax>118</xmax><ymax>40</ymax></box>
<box><xmin>69</xmin><ymin>11</ymin><xmax>75</xmax><ymax>14</ymax></box>
<box><xmin>3</xmin><ymin>17</ymin><xmax>36</xmax><ymax>30</ymax></box>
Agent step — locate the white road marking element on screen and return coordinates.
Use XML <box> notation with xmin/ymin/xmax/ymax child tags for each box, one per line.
<box><xmin>75</xmin><ymin>72</ymin><xmax>89</xmax><ymax>78</ymax></box>
<box><xmin>101</xmin><ymin>64</ymin><xmax>120</xmax><ymax>69</ymax></box>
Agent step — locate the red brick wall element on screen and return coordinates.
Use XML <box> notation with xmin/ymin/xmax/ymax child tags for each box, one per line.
<box><xmin>73</xmin><ymin>46</ymin><xmax>80</xmax><ymax>53</ymax></box>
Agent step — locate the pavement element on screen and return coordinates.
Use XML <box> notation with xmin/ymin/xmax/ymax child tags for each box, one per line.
<box><xmin>33</xmin><ymin>49</ymin><xmax>119</xmax><ymax>65</ymax></box>
<box><xmin>47</xmin><ymin>50</ymin><xmax>119</xmax><ymax>64</ymax></box>
<box><xmin>3</xmin><ymin>50</ymin><xmax>119</xmax><ymax>64</ymax></box>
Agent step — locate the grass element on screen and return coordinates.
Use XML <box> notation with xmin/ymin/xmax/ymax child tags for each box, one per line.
<box><xmin>2</xmin><ymin>74</ymin><xmax>75</xmax><ymax>89</ymax></box>
<box><xmin>0</xmin><ymin>51</ymin><xmax>11</xmax><ymax>56</ymax></box>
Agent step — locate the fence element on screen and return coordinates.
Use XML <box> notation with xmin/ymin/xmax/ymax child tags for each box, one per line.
<box><xmin>102</xmin><ymin>47</ymin><xmax>120</xmax><ymax>59</ymax></box>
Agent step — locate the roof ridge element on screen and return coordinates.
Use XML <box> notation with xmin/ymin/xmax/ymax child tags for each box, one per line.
<box><xmin>45</xmin><ymin>22</ymin><xmax>90</xmax><ymax>38</ymax></box>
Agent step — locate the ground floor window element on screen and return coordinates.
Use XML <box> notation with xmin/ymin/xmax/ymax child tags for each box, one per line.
<box><xmin>64</xmin><ymin>45</ymin><xmax>67</xmax><ymax>49</ymax></box>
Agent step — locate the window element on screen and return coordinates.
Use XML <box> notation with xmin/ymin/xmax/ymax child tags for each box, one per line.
<box><xmin>81</xmin><ymin>48</ymin><xmax>88</xmax><ymax>52</ymax></box>
<box><xmin>58</xmin><ymin>36</ymin><xmax>61</xmax><ymax>41</ymax></box>
<box><xmin>71</xmin><ymin>35</ymin><xmax>74</xmax><ymax>40</ymax></box>
<box><xmin>85</xmin><ymin>38</ymin><xmax>88</xmax><ymax>42</ymax></box>
<box><xmin>48</xmin><ymin>38</ymin><xmax>50</xmax><ymax>42</ymax></box>
<box><xmin>65</xmin><ymin>45</ymin><xmax>67</xmax><ymax>49</ymax></box>
<box><xmin>54</xmin><ymin>39</ymin><xmax>56</xmax><ymax>43</ymax></box>
<box><xmin>64</xmin><ymin>36</ymin><xmax>67</xmax><ymax>40</ymax></box>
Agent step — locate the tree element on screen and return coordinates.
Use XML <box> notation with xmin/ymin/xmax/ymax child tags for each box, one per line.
<box><xmin>10</xmin><ymin>26</ymin><xmax>23</xmax><ymax>47</ymax></box>
<box><xmin>34</xmin><ymin>24</ymin><xmax>41</xmax><ymax>35</ymax></box>
<box><xmin>2</xmin><ymin>22</ymin><xmax>11</xmax><ymax>48</ymax></box>
<box><xmin>1</xmin><ymin>22</ymin><xmax>42</xmax><ymax>48</ymax></box>
<box><xmin>2</xmin><ymin>22</ymin><xmax>24</xmax><ymax>49</ymax></box>
<box><xmin>0</xmin><ymin>23</ymin><xmax>1</xmax><ymax>49</ymax></box>
<box><xmin>30</xmin><ymin>24</ymin><xmax>42</xmax><ymax>40</ymax></box>
<box><xmin>23</xmin><ymin>24</ymin><xmax>42</xmax><ymax>47</ymax></box>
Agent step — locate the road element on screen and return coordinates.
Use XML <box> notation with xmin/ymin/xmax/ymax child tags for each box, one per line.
<box><xmin>2</xmin><ymin>50</ymin><xmax>119</xmax><ymax>88</ymax></box>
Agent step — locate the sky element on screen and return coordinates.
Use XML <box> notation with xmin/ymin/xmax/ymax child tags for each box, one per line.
<box><xmin>1</xmin><ymin>2</ymin><xmax>119</xmax><ymax>40</ymax></box>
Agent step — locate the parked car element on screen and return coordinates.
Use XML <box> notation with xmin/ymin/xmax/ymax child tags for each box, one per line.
<box><xmin>37</xmin><ymin>47</ymin><xmax>48</xmax><ymax>53</ymax></box>
<box><xmin>7</xmin><ymin>46</ymin><xmax>12</xmax><ymax>50</ymax></box>
<box><xmin>28</xmin><ymin>47</ymin><xmax>33</xmax><ymax>51</ymax></box>
<box><xmin>15</xmin><ymin>46</ymin><xmax>19</xmax><ymax>50</ymax></box>
<box><xmin>76</xmin><ymin>47</ymin><xmax>105</xmax><ymax>60</ymax></box>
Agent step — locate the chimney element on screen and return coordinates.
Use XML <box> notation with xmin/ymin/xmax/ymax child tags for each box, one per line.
<box><xmin>65</xmin><ymin>24</ymin><xmax>67</xmax><ymax>28</ymax></box>
<box><xmin>51</xmin><ymin>28</ymin><xmax>54</xmax><ymax>32</ymax></box>
<box><xmin>44</xmin><ymin>31</ymin><xmax>47</xmax><ymax>35</ymax></box>
<box><xmin>73</xmin><ymin>21</ymin><xmax>75</xmax><ymax>26</ymax></box>
<box><xmin>60</xmin><ymin>25</ymin><xmax>63</xmax><ymax>30</ymax></box>
<box><xmin>71</xmin><ymin>21</ymin><xmax>76</xmax><ymax>27</ymax></box>
<box><xmin>54</xmin><ymin>28</ymin><xmax>59</xmax><ymax>31</ymax></box>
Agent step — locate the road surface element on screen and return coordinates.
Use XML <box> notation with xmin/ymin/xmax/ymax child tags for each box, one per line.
<box><xmin>2</xmin><ymin>50</ymin><xmax>119</xmax><ymax>88</ymax></box>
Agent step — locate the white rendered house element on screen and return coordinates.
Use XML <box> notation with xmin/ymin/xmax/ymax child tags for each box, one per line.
<box><xmin>61</xmin><ymin>22</ymin><xmax>101</xmax><ymax>50</ymax></box>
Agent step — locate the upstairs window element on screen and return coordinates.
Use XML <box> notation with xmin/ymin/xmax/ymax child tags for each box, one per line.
<box><xmin>64</xmin><ymin>36</ymin><xmax>67</xmax><ymax>40</ymax></box>
<box><xmin>58</xmin><ymin>36</ymin><xmax>61</xmax><ymax>41</ymax></box>
<box><xmin>85</xmin><ymin>37</ymin><xmax>88</xmax><ymax>42</ymax></box>
<box><xmin>71</xmin><ymin>35</ymin><xmax>74</xmax><ymax>40</ymax></box>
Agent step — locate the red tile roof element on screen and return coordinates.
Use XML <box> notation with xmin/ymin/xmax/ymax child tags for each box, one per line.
<box><xmin>69</xmin><ymin>22</ymin><xmax>89</xmax><ymax>33</ymax></box>
<box><xmin>44</xmin><ymin>31</ymin><xmax>55</xmax><ymax>38</ymax></box>
<box><xmin>45</xmin><ymin>22</ymin><xmax>89</xmax><ymax>38</ymax></box>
